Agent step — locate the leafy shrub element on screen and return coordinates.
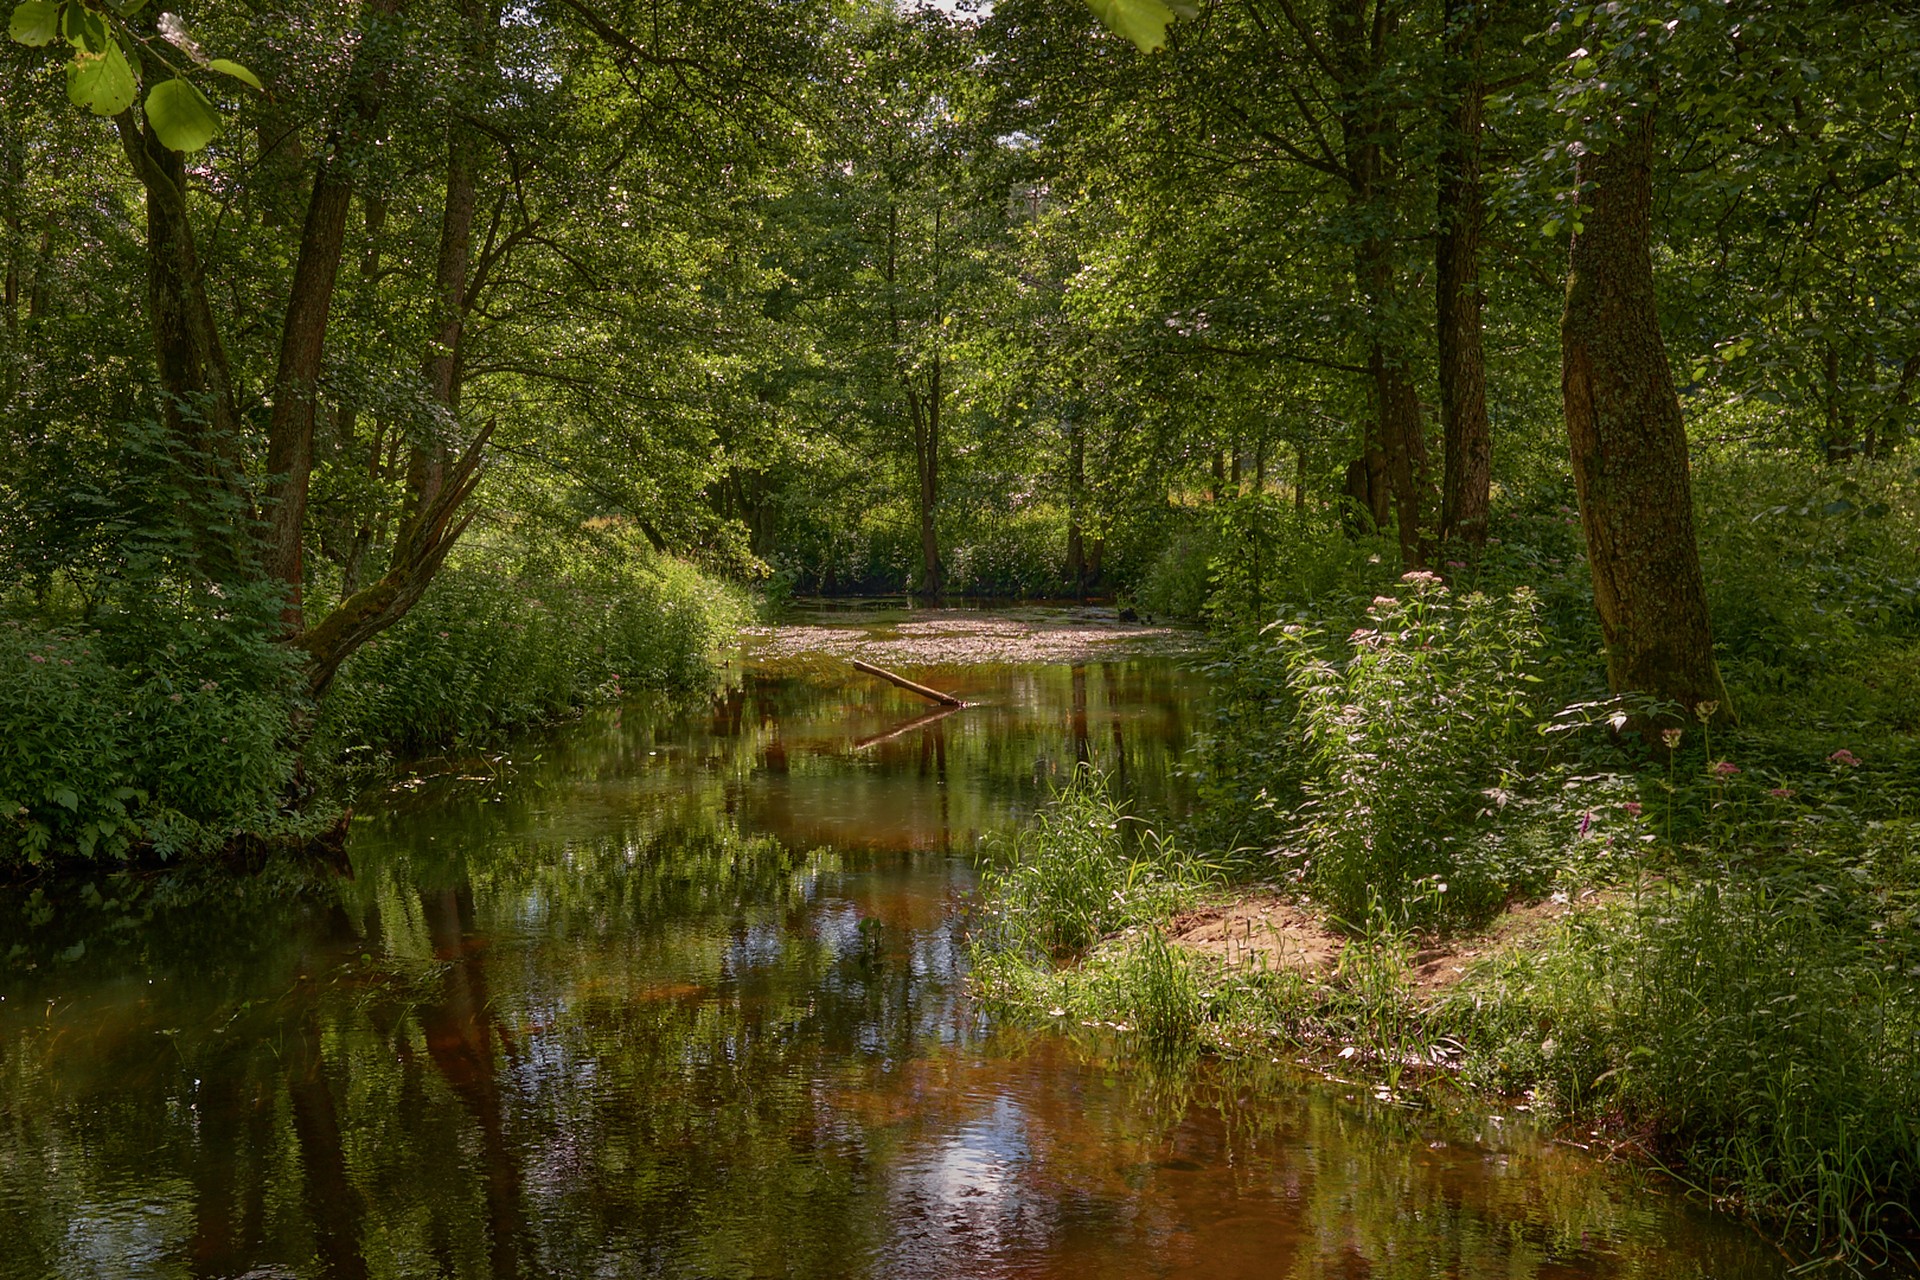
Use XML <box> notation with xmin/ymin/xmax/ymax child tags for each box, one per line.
<box><xmin>945</xmin><ymin>504</ymin><xmax>1070</xmax><ymax>598</ymax></box>
<box><xmin>1282</xmin><ymin>574</ymin><xmax>1546</xmax><ymax>926</ymax></box>
<box><xmin>0</xmin><ymin>615</ymin><xmax>299</xmax><ymax>869</ymax></box>
<box><xmin>1134</xmin><ymin>522</ymin><xmax>1217</xmax><ymax>621</ymax></box>
<box><xmin>1451</xmin><ymin>837</ymin><xmax>1920</xmax><ymax>1264</ymax></box>
<box><xmin>317</xmin><ymin>532</ymin><xmax>750</xmax><ymax>754</ymax></box>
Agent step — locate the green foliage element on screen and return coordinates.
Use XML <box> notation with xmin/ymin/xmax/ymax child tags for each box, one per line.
<box><xmin>1282</xmin><ymin>575</ymin><xmax>1548</xmax><ymax>926</ymax></box>
<box><xmin>8</xmin><ymin>1</ymin><xmax>260</xmax><ymax>143</ymax></box>
<box><xmin>971</xmin><ymin>767</ymin><xmax>1209</xmax><ymax>962</ymax></box>
<box><xmin>1450</xmin><ymin>835</ymin><xmax>1920</xmax><ymax>1264</ymax></box>
<box><xmin>315</xmin><ymin>531</ymin><xmax>750</xmax><ymax>756</ymax></box>
<box><xmin>0</xmin><ymin>612</ymin><xmax>299</xmax><ymax>869</ymax></box>
<box><xmin>1131</xmin><ymin>520</ymin><xmax>1215</xmax><ymax>622</ymax></box>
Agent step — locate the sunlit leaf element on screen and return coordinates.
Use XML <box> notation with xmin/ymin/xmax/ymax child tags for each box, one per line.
<box><xmin>65</xmin><ymin>43</ymin><xmax>137</xmax><ymax>115</ymax></box>
<box><xmin>7</xmin><ymin>0</ymin><xmax>58</xmax><ymax>46</ymax></box>
<box><xmin>1083</xmin><ymin>0</ymin><xmax>1177</xmax><ymax>53</ymax></box>
<box><xmin>60</xmin><ymin>0</ymin><xmax>107</xmax><ymax>52</ymax></box>
<box><xmin>207</xmin><ymin>57</ymin><xmax>261</xmax><ymax>91</ymax></box>
<box><xmin>144</xmin><ymin>77</ymin><xmax>219</xmax><ymax>150</ymax></box>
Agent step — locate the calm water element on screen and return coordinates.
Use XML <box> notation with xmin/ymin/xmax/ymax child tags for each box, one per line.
<box><xmin>0</xmin><ymin>630</ymin><xmax>1785</xmax><ymax>1278</ymax></box>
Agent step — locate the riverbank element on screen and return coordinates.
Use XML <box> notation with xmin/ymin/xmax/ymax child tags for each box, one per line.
<box><xmin>970</xmin><ymin>757</ymin><xmax>1920</xmax><ymax>1275</ymax></box>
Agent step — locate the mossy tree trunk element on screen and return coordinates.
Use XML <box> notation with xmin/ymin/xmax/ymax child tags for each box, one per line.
<box><xmin>1561</xmin><ymin>109</ymin><xmax>1731</xmax><ymax>721</ymax></box>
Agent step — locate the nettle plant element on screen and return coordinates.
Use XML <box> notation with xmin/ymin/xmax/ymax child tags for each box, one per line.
<box><xmin>1282</xmin><ymin>573</ymin><xmax>1546</xmax><ymax>928</ymax></box>
<box><xmin>8</xmin><ymin>0</ymin><xmax>260</xmax><ymax>150</ymax></box>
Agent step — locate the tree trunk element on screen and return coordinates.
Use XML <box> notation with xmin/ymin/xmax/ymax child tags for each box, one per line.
<box><xmin>1561</xmin><ymin>109</ymin><xmax>1730</xmax><ymax>721</ymax></box>
<box><xmin>1331</xmin><ymin>0</ymin><xmax>1429</xmax><ymax>568</ymax></box>
<box><xmin>909</xmin><ymin>362</ymin><xmax>942</xmax><ymax>597</ymax></box>
<box><xmin>1436</xmin><ymin>0</ymin><xmax>1490</xmax><ymax>550</ymax></box>
<box><xmin>264</xmin><ymin>0</ymin><xmax>405</xmax><ymax>634</ymax></box>
<box><xmin>1066</xmin><ymin>418</ymin><xmax>1086</xmax><ymax>596</ymax></box>
<box><xmin>113</xmin><ymin>112</ymin><xmax>253</xmax><ymax>577</ymax></box>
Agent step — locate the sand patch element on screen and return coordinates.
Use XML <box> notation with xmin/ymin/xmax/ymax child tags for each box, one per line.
<box><xmin>1169</xmin><ymin>887</ymin><xmax>1614</xmax><ymax>995</ymax></box>
<box><xmin>747</xmin><ymin>605</ymin><xmax>1199</xmax><ymax>666</ymax></box>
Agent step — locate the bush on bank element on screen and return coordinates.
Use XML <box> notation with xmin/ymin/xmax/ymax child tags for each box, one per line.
<box><xmin>1</xmin><ymin>529</ymin><xmax>748</xmax><ymax>873</ymax></box>
<box><xmin>313</xmin><ymin>533</ymin><xmax>749</xmax><ymax>758</ymax></box>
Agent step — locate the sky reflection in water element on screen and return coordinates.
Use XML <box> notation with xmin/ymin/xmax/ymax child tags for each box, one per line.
<box><xmin>0</xmin><ymin>645</ymin><xmax>1784</xmax><ymax>1278</ymax></box>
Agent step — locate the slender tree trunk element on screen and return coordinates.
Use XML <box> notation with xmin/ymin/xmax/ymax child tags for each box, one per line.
<box><xmin>1436</xmin><ymin>0</ymin><xmax>1490</xmax><ymax>550</ymax></box>
<box><xmin>301</xmin><ymin>5</ymin><xmax>498</xmax><ymax>698</ymax></box>
<box><xmin>1562</xmin><ymin>109</ymin><xmax>1730</xmax><ymax>721</ymax></box>
<box><xmin>265</xmin><ymin>0</ymin><xmax>405</xmax><ymax>634</ymax></box>
<box><xmin>1332</xmin><ymin>0</ymin><xmax>1430</xmax><ymax>568</ymax></box>
<box><xmin>1065</xmin><ymin>417</ymin><xmax>1086</xmax><ymax>597</ymax></box>
<box><xmin>910</xmin><ymin>358</ymin><xmax>942</xmax><ymax>597</ymax></box>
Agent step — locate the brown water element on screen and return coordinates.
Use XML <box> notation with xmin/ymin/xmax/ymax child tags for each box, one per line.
<box><xmin>0</xmin><ymin>621</ymin><xmax>1786</xmax><ymax>1278</ymax></box>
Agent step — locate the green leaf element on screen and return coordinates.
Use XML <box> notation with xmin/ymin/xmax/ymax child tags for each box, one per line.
<box><xmin>207</xmin><ymin>57</ymin><xmax>261</xmax><ymax>91</ymax></box>
<box><xmin>60</xmin><ymin>0</ymin><xmax>105</xmax><ymax>51</ymax></box>
<box><xmin>8</xmin><ymin>0</ymin><xmax>58</xmax><ymax>46</ymax></box>
<box><xmin>1083</xmin><ymin>0</ymin><xmax>1177</xmax><ymax>53</ymax></box>
<box><xmin>144</xmin><ymin>77</ymin><xmax>219</xmax><ymax>151</ymax></box>
<box><xmin>65</xmin><ymin>43</ymin><xmax>136</xmax><ymax>115</ymax></box>
<box><xmin>52</xmin><ymin>786</ymin><xmax>78</xmax><ymax>811</ymax></box>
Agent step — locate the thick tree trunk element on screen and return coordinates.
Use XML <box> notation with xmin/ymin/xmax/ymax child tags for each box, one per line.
<box><xmin>1436</xmin><ymin>0</ymin><xmax>1490</xmax><ymax>550</ymax></box>
<box><xmin>1561</xmin><ymin>110</ymin><xmax>1730</xmax><ymax>721</ymax></box>
<box><xmin>264</xmin><ymin>0</ymin><xmax>404</xmax><ymax>634</ymax></box>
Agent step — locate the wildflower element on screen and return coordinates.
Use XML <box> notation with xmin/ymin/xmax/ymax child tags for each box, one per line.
<box><xmin>1767</xmin><ymin>788</ymin><xmax>1795</xmax><ymax>799</ymax></box>
<box><xmin>169</xmin><ymin>692</ymin><xmax>184</xmax><ymax>704</ymax></box>
<box><xmin>1401</xmin><ymin>570</ymin><xmax>1442</xmax><ymax>585</ymax></box>
<box><xmin>1622</xmin><ymin>801</ymin><xmax>1643</xmax><ymax>817</ymax></box>
<box><xmin>1577</xmin><ymin>811</ymin><xmax>1594</xmax><ymax>838</ymax></box>
<box><xmin>29</xmin><ymin>653</ymin><xmax>45</xmax><ymax>664</ymax></box>
<box><xmin>1370</xmin><ymin>596</ymin><xmax>1397</xmax><ymax>611</ymax></box>
<box><xmin>438</xmin><ymin>631</ymin><xmax>451</xmax><ymax>640</ymax></box>
<box><xmin>1712</xmin><ymin>761</ymin><xmax>1739</xmax><ymax>776</ymax></box>
<box><xmin>1828</xmin><ymin>748</ymin><xmax>1861</xmax><ymax>767</ymax></box>
<box><xmin>1348</xmin><ymin>628</ymin><xmax>1379</xmax><ymax>647</ymax></box>
<box><xmin>1694</xmin><ymin>700</ymin><xmax>1720</xmax><ymax>722</ymax></box>
<box><xmin>1662</xmin><ymin>727</ymin><xmax>1683</xmax><ymax>750</ymax></box>
<box><xmin>1445</xmin><ymin>560</ymin><xmax>1467</xmax><ymax>570</ymax></box>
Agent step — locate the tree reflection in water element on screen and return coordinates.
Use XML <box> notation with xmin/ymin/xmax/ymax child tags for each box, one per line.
<box><xmin>0</xmin><ymin>653</ymin><xmax>1783</xmax><ymax>1279</ymax></box>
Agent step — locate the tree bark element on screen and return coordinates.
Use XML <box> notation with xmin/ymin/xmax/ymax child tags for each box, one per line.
<box><xmin>1330</xmin><ymin>0</ymin><xmax>1430</xmax><ymax>569</ymax></box>
<box><xmin>113</xmin><ymin>112</ymin><xmax>253</xmax><ymax>576</ymax></box>
<box><xmin>1561</xmin><ymin>109</ymin><xmax>1731</xmax><ymax>721</ymax></box>
<box><xmin>264</xmin><ymin>0</ymin><xmax>405</xmax><ymax>634</ymax></box>
<box><xmin>1436</xmin><ymin>0</ymin><xmax>1490</xmax><ymax>550</ymax></box>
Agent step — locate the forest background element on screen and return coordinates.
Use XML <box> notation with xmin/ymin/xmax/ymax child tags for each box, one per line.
<box><xmin>2</xmin><ymin>0</ymin><xmax>1918</xmax><ymax>1266</ymax></box>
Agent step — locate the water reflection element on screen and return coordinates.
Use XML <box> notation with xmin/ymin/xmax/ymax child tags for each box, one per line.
<box><xmin>0</xmin><ymin>648</ymin><xmax>1782</xmax><ymax>1278</ymax></box>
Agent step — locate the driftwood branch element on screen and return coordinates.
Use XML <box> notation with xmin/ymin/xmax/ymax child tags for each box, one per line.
<box><xmin>850</xmin><ymin>658</ymin><xmax>965</xmax><ymax>707</ymax></box>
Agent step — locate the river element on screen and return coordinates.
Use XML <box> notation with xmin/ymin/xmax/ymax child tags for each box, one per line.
<box><xmin>0</xmin><ymin>608</ymin><xmax>1786</xmax><ymax>1278</ymax></box>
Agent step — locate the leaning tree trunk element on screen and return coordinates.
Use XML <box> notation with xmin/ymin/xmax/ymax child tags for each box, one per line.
<box><xmin>1561</xmin><ymin>109</ymin><xmax>1731</xmax><ymax>721</ymax></box>
<box><xmin>264</xmin><ymin>0</ymin><xmax>405</xmax><ymax>635</ymax></box>
<box><xmin>1436</xmin><ymin>0</ymin><xmax>1490</xmax><ymax>551</ymax></box>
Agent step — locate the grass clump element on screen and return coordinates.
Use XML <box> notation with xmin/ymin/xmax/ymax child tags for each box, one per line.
<box><xmin>970</xmin><ymin>768</ymin><xmax>1216</xmax><ymax>1048</ymax></box>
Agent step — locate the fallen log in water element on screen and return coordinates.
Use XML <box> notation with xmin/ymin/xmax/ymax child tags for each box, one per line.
<box><xmin>850</xmin><ymin>658</ymin><xmax>965</xmax><ymax>707</ymax></box>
